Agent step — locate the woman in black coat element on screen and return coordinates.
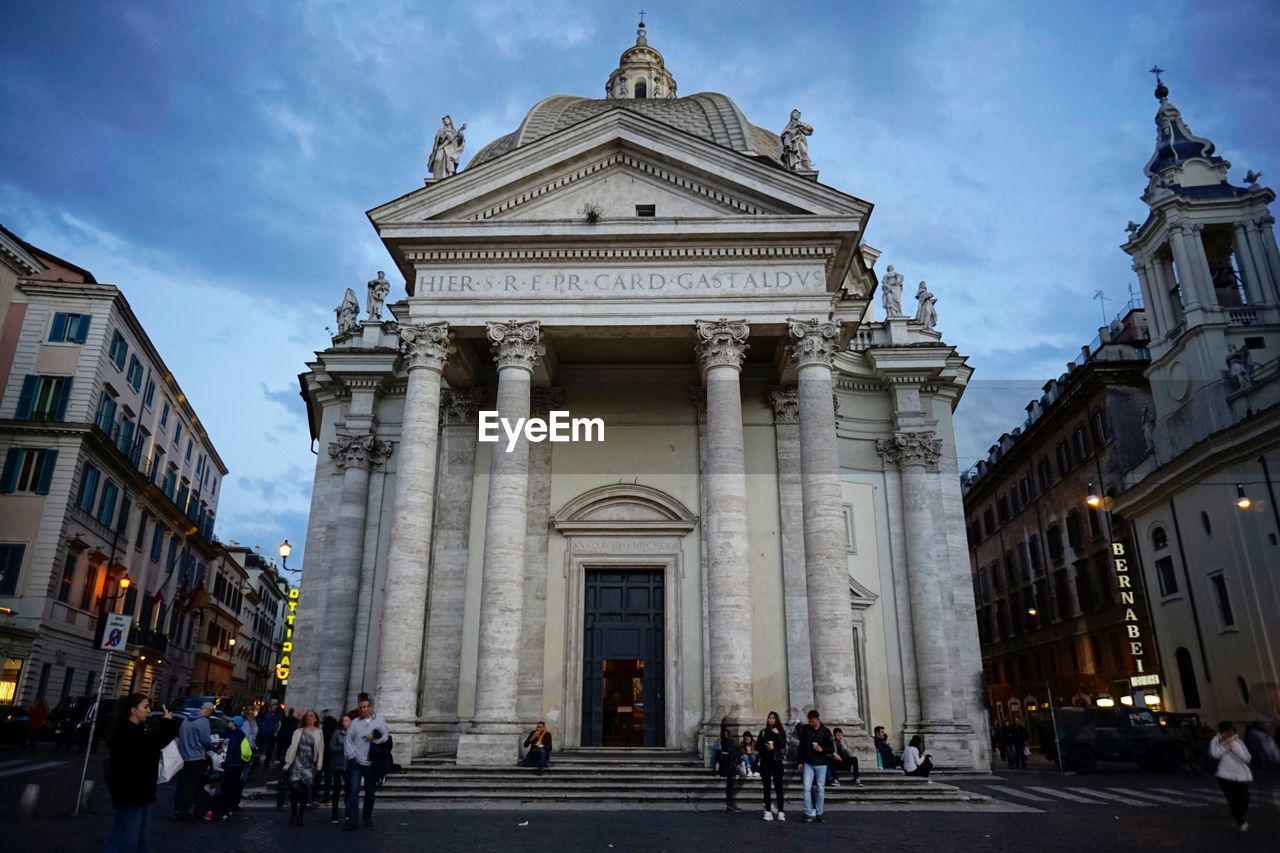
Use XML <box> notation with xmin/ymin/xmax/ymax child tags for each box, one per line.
<box><xmin>105</xmin><ymin>693</ymin><xmax>179</xmax><ymax>853</ymax></box>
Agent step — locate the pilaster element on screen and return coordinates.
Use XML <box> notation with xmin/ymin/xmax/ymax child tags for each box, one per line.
<box><xmin>768</xmin><ymin>385</ymin><xmax>813</xmax><ymax>713</ymax></box>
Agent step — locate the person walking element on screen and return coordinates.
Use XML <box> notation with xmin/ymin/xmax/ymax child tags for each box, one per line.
<box><xmin>240</xmin><ymin>709</ymin><xmax>259</xmax><ymax>774</ymax></box>
<box><xmin>276</xmin><ymin>708</ymin><xmax>299</xmax><ymax>764</ymax></box>
<box><xmin>218</xmin><ymin>716</ymin><xmax>253</xmax><ymax>819</ymax></box>
<box><xmin>903</xmin><ymin>735</ymin><xmax>934</xmax><ymax>778</ymax></box>
<box><xmin>343</xmin><ymin>694</ymin><xmax>389</xmax><ymax>831</ymax></box>
<box><xmin>797</xmin><ymin>709</ymin><xmax>834</xmax><ymax>822</ymax></box>
<box><xmin>282</xmin><ymin>710</ymin><xmax>324</xmax><ymax>826</ymax></box>
<box><xmin>257</xmin><ymin>704</ymin><xmax>279</xmax><ymax>762</ymax></box>
<box><xmin>173</xmin><ymin>701</ymin><xmax>214</xmax><ymax>822</ymax></box>
<box><xmin>104</xmin><ymin>695</ymin><xmax>179</xmax><ymax>852</ymax></box>
<box><xmin>1209</xmin><ymin>721</ymin><xmax>1253</xmax><ymax>831</ymax></box>
<box><xmin>26</xmin><ymin>697</ymin><xmax>48</xmax><ymax>749</ymax></box>
<box><xmin>757</xmin><ymin>711</ymin><xmax>787</xmax><ymax>822</ymax></box>
<box><xmin>327</xmin><ymin>714</ymin><xmax>352</xmax><ymax>824</ymax></box>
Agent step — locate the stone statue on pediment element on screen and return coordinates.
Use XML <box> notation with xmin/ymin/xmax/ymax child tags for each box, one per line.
<box><xmin>367</xmin><ymin>271</ymin><xmax>391</xmax><ymax>321</ymax></box>
<box><xmin>612</xmin><ymin>75</ymin><xmax>628</xmax><ymax>98</ymax></box>
<box><xmin>881</xmin><ymin>264</ymin><xmax>905</xmax><ymax>318</ymax></box>
<box><xmin>428</xmin><ymin>115</ymin><xmax>467</xmax><ymax>180</ymax></box>
<box><xmin>335</xmin><ymin>288</ymin><xmax>360</xmax><ymax>335</ymax></box>
<box><xmin>781</xmin><ymin>109</ymin><xmax>813</xmax><ymax>172</ymax></box>
<box><xmin>1141</xmin><ymin>407</ymin><xmax>1155</xmax><ymax>452</ymax></box>
<box><xmin>914</xmin><ymin>280</ymin><xmax>938</xmax><ymax>331</ymax></box>
<box><xmin>1226</xmin><ymin>344</ymin><xmax>1254</xmax><ymax>390</ymax></box>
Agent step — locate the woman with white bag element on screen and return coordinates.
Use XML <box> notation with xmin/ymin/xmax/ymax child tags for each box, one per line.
<box><xmin>104</xmin><ymin>694</ymin><xmax>179</xmax><ymax>853</ymax></box>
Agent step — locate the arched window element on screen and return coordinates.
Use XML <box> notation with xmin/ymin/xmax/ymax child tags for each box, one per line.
<box><xmin>634</xmin><ymin>81</ymin><xmax>647</xmax><ymax>99</ymax></box>
<box><xmin>1175</xmin><ymin>647</ymin><xmax>1201</xmax><ymax>709</ymax></box>
<box><xmin>1151</xmin><ymin>525</ymin><xmax>1168</xmax><ymax>551</ymax></box>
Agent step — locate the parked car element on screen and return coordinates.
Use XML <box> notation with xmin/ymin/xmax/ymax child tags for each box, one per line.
<box><xmin>177</xmin><ymin>696</ymin><xmax>230</xmax><ymax>716</ymax></box>
<box><xmin>0</xmin><ymin>705</ymin><xmax>30</xmax><ymax>745</ymax></box>
<box><xmin>1045</xmin><ymin>706</ymin><xmax>1181</xmax><ymax>773</ymax></box>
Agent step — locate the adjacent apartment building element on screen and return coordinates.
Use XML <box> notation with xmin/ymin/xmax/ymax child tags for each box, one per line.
<box><xmin>0</xmin><ymin>227</ymin><xmax>228</xmax><ymax>708</ymax></box>
<box><xmin>963</xmin><ymin>308</ymin><xmax>1157</xmax><ymax>734</ymax></box>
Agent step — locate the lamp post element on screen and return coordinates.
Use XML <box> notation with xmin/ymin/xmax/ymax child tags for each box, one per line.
<box><xmin>278</xmin><ymin>540</ymin><xmax>292</xmax><ymax>571</ymax></box>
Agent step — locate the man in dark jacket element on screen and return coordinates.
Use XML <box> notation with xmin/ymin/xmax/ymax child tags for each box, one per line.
<box><xmin>796</xmin><ymin>709</ymin><xmax>835</xmax><ymax>822</ymax></box>
<box><xmin>873</xmin><ymin>725</ymin><xmax>900</xmax><ymax>769</ymax></box>
<box><xmin>218</xmin><ymin>716</ymin><xmax>253</xmax><ymax>818</ymax></box>
<box><xmin>105</xmin><ymin>694</ymin><xmax>178</xmax><ymax>853</ymax></box>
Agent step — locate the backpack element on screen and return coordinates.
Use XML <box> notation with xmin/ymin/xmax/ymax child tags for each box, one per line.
<box><xmin>240</xmin><ymin>735</ymin><xmax>253</xmax><ymax>762</ymax></box>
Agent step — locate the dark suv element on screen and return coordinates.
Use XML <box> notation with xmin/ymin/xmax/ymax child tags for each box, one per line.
<box><xmin>1047</xmin><ymin>706</ymin><xmax>1180</xmax><ymax>773</ymax></box>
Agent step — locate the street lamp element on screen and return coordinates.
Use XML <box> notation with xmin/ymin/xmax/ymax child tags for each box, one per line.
<box><xmin>278</xmin><ymin>540</ymin><xmax>292</xmax><ymax>570</ymax></box>
<box><xmin>1235</xmin><ymin>484</ymin><xmax>1251</xmax><ymax>510</ymax></box>
<box><xmin>1085</xmin><ymin>483</ymin><xmax>1102</xmax><ymax>508</ymax></box>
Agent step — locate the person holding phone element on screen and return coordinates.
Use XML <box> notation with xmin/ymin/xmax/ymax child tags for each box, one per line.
<box><xmin>343</xmin><ymin>694</ymin><xmax>389</xmax><ymax>831</ymax></box>
<box><xmin>104</xmin><ymin>695</ymin><xmax>178</xmax><ymax>852</ymax></box>
<box><xmin>1209</xmin><ymin>721</ymin><xmax>1253</xmax><ymax>831</ymax></box>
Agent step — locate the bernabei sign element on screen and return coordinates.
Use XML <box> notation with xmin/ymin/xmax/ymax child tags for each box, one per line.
<box><xmin>1111</xmin><ymin>542</ymin><xmax>1149</xmax><ymax>673</ymax></box>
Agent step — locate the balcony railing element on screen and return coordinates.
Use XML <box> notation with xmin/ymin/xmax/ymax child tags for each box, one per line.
<box><xmin>127</xmin><ymin>625</ymin><xmax>170</xmax><ymax>654</ymax></box>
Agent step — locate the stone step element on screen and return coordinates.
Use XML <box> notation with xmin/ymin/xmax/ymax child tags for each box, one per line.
<box><xmin>360</xmin><ymin>788</ymin><xmax>979</xmax><ymax>802</ymax></box>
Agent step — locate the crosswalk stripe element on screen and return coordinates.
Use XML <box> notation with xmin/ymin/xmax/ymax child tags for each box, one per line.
<box><xmin>985</xmin><ymin>785</ymin><xmax>1053</xmax><ymax>802</ymax></box>
<box><xmin>1105</xmin><ymin>788</ymin><xmax>1184</xmax><ymax>805</ymax></box>
<box><xmin>0</xmin><ymin>760</ymin><xmax>64</xmax><ymax>779</ymax></box>
<box><xmin>1066</xmin><ymin>787</ymin><xmax>1151</xmax><ymax>806</ymax></box>
<box><xmin>1027</xmin><ymin>786</ymin><xmax>1108</xmax><ymax>803</ymax></box>
<box><xmin>1151</xmin><ymin>787</ymin><xmax>1221</xmax><ymax>803</ymax></box>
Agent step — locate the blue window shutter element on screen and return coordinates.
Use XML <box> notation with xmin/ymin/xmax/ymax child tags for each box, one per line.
<box><xmin>0</xmin><ymin>449</ymin><xmax>20</xmax><ymax>493</ymax></box>
<box><xmin>50</xmin><ymin>313</ymin><xmax>68</xmax><ymax>342</ymax></box>
<box><xmin>35</xmin><ymin>449</ymin><xmax>58</xmax><ymax>494</ymax></box>
<box><xmin>16</xmin><ymin>376</ymin><xmax>37</xmax><ymax>419</ymax></box>
<box><xmin>73</xmin><ymin>314</ymin><xmax>91</xmax><ymax>342</ymax></box>
<box><xmin>54</xmin><ymin>378</ymin><xmax>73</xmax><ymax>421</ymax></box>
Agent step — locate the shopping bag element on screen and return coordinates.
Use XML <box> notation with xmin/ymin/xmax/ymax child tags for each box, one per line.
<box><xmin>158</xmin><ymin>740</ymin><xmax>183</xmax><ymax>783</ymax></box>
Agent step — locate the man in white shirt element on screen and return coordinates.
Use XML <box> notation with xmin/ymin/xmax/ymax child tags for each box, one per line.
<box><xmin>343</xmin><ymin>694</ymin><xmax>389</xmax><ymax>831</ymax></box>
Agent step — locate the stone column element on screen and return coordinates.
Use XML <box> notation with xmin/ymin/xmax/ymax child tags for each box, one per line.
<box><xmin>373</xmin><ymin>322</ymin><xmax>453</xmax><ymax>757</ymax></box>
<box><xmin>695</xmin><ymin>319</ymin><xmax>754</xmax><ymax>725</ymax></box>
<box><xmin>287</xmin><ymin>448</ymin><xmax>337</xmax><ymax>712</ymax></box>
<box><xmin>1134</xmin><ymin>262</ymin><xmax>1169</xmax><ymax>337</ymax></box>
<box><xmin>689</xmin><ymin>387</ymin><xmax>713</xmax><ymax>730</ymax></box>
<box><xmin>1168</xmin><ymin>221</ymin><xmax>1207</xmax><ymax>309</ymax></box>
<box><xmin>517</xmin><ymin>386</ymin><xmax>561</xmax><ymax>722</ymax></box>
<box><xmin>877</xmin><ymin>431</ymin><xmax>951</xmax><ymax>723</ymax></box>
<box><xmin>787</xmin><ymin>319</ymin><xmax>861</xmax><ymax>727</ymax></box>
<box><xmin>318</xmin><ymin>432</ymin><xmax>391</xmax><ymax>714</ymax></box>
<box><xmin>1254</xmin><ymin>213</ymin><xmax>1280</xmax><ymax>302</ymax></box>
<box><xmin>768</xmin><ymin>385</ymin><xmax>813</xmax><ymax>713</ymax></box>
<box><xmin>418</xmin><ymin>387</ymin><xmax>483</xmax><ymax>755</ymax></box>
<box><xmin>1188</xmin><ymin>223</ymin><xmax>1217</xmax><ymax>306</ymax></box>
<box><xmin>456</xmin><ymin>320</ymin><xmax>545</xmax><ymax>766</ymax></box>
<box><xmin>1232</xmin><ymin>222</ymin><xmax>1265</xmax><ymax>305</ymax></box>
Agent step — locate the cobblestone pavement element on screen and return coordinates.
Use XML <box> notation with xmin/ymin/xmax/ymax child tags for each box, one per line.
<box><xmin>4</xmin><ymin>746</ymin><xmax>1277</xmax><ymax>852</ymax></box>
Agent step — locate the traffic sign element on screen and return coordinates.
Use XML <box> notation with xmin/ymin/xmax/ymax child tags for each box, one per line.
<box><xmin>100</xmin><ymin>612</ymin><xmax>131</xmax><ymax>652</ymax></box>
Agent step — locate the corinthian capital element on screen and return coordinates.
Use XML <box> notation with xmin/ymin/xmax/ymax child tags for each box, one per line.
<box><xmin>787</xmin><ymin>317</ymin><xmax>841</xmax><ymax>368</ymax></box>
<box><xmin>329</xmin><ymin>432</ymin><xmax>393</xmax><ymax>470</ymax></box>
<box><xmin>400</xmin><ymin>322</ymin><xmax>454</xmax><ymax>372</ymax></box>
<box><xmin>768</xmin><ymin>385</ymin><xmax>799</xmax><ymax>423</ymax></box>
<box><xmin>876</xmin><ymin>430</ymin><xmax>942</xmax><ymax>471</ymax></box>
<box><xmin>487</xmin><ymin>320</ymin><xmax>545</xmax><ymax>371</ymax></box>
<box><xmin>694</xmin><ymin>318</ymin><xmax>750</xmax><ymax>371</ymax></box>
<box><xmin>441</xmin><ymin>387</ymin><xmax>485</xmax><ymax>425</ymax></box>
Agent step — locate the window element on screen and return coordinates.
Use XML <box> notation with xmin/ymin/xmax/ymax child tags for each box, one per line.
<box><xmin>1047</xmin><ymin>524</ymin><xmax>1063</xmax><ymax>560</ymax></box>
<box><xmin>997</xmin><ymin>496</ymin><xmax>1009</xmax><ymax>523</ymax></box>
<box><xmin>185</xmin><ymin>438</ymin><xmax>193</xmax><ymax>462</ymax></box>
<box><xmin>0</xmin><ymin>447</ymin><xmax>58</xmax><ymax>494</ymax></box>
<box><xmin>15</xmin><ymin>375</ymin><xmax>72</xmax><ymax>421</ymax></box>
<box><xmin>1200</xmin><ymin>511</ymin><xmax>1212</xmax><ymax>539</ymax></box>
<box><xmin>78</xmin><ymin>562</ymin><xmax>99</xmax><ymax>610</ymax></box>
<box><xmin>1056</xmin><ymin>441</ymin><xmax>1072</xmax><ymax>477</ymax></box>
<box><xmin>1092</xmin><ymin>636</ymin><xmax>1106</xmax><ymax>670</ymax></box>
<box><xmin>634</xmin><ymin>81</ymin><xmax>647</xmax><ymax>98</ymax></box>
<box><xmin>109</xmin><ymin>330</ymin><xmax>128</xmax><ymax>369</ymax></box>
<box><xmin>166</xmin><ymin>538</ymin><xmax>178</xmax><ymax>573</ymax></box>
<box><xmin>96</xmin><ymin>479</ymin><xmax>120</xmax><ymax>526</ymax></box>
<box><xmin>1076</xmin><ymin>570</ymin><xmax>1094</xmax><ymax>612</ymax></box>
<box><xmin>1017</xmin><ymin>542</ymin><xmax>1030</xmax><ymax>579</ymax></box>
<box><xmin>77</xmin><ymin>464</ymin><xmax>101</xmax><ymax>512</ymax></box>
<box><xmin>635</xmin><ymin>204</ymin><xmax>656</xmax><ymax>217</ymax></box>
<box><xmin>60</xmin><ymin>668</ymin><xmax>75</xmax><ymax>702</ymax></box>
<box><xmin>162</xmin><ymin>463</ymin><xmax>177</xmax><ymax>499</ymax></box>
<box><xmin>148</xmin><ymin>446</ymin><xmax>165</xmax><ymax>484</ymax></box>
<box><xmin>126</xmin><ymin>356</ymin><xmax>144</xmax><ymax>392</ymax></box>
<box><xmin>116</xmin><ymin>414</ymin><xmax>135</xmax><ymax>456</ymax></box>
<box><xmin>1028</xmin><ymin>535</ymin><xmax>1042</xmax><ymax>572</ymax></box>
<box><xmin>1155</xmin><ymin>556</ymin><xmax>1178</xmax><ymax>597</ymax></box>
<box><xmin>150</xmin><ymin>526</ymin><xmax>164</xmax><ymax>562</ymax></box>
<box><xmin>115</xmin><ymin>490</ymin><xmax>130</xmax><ymax>535</ymax></box>
<box><xmin>1064</xmin><ymin>510</ymin><xmax>1082</xmax><ymax>549</ymax></box>
<box><xmin>983</xmin><ymin>508</ymin><xmax>995</xmax><ymax>536</ymax></box>
<box><xmin>0</xmin><ymin>544</ymin><xmax>25</xmax><ymax>596</ymax></box>
<box><xmin>1003</xmin><ymin>551</ymin><xmax>1015</xmax><ymax>587</ymax></box>
<box><xmin>1090</xmin><ymin>408</ymin><xmax>1109</xmax><ymax>446</ymax></box>
<box><xmin>95</xmin><ymin>388</ymin><xmax>118</xmax><ymax>433</ymax></box>
<box><xmin>1009</xmin><ymin>485</ymin><xmax>1021</xmax><ymax>514</ymax></box>
<box><xmin>1019</xmin><ymin>474</ymin><xmax>1032</xmax><ymax>505</ymax></box>
<box><xmin>143</xmin><ymin>376</ymin><xmax>156</xmax><ymax>409</ymax></box>
<box><xmin>173</xmin><ymin>421</ymin><xmax>184</xmax><ymax>450</ymax></box>
<box><xmin>49</xmin><ymin>313</ymin><xmax>90</xmax><ymax>343</ymax></box>
<box><xmin>159</xmin><ymin>401</ymin><xmax>171</xmax><ymax>431</ymax></box>
<box><xmin>1073</xmin><ymin>425</ymin><xmax>1090</xmax><ymax>462</ymax></box>
<box><xmin>57</xmin><ymin>552</ymin><xmax>76</xmax><ymax>602</ymax></box>
<box><xmin>1175</xmin><ymin>647</ymin><xmax>1201</xmax><ymax>708</ymax></box>
<box><xmin>1151</xmin><ymin>526</ymin><xmax>1168</xmax><ymax>551</ymax></box>
<box><xmin>1037</xmin><ymin>458</ymin><xmax>1052</xmax><ymax>491</ymax></box>
<box><xmin>1209</xmin><ymin>572</ymin><xmax>1235</xmax><ymax>628</ymax></box>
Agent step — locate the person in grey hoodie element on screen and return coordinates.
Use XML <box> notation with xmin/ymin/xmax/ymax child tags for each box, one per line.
<box><xmin>173</xmin><ymin>702</ymin><xmax>214</xmax><ymax>822</ymax></box>
<box><xmin>343</xmin><ymin>695</ymin><xmax>389</xmax><ymax>830</ymax></box>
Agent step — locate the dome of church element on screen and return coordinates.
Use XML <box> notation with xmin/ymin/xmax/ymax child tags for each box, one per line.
<box><xmin>469</xmin><ymin>21</ymin><xmax>783</xmax><ymax>169</ymax></box>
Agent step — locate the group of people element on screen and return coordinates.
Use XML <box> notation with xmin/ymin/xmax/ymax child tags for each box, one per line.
<box><xmin>101</xmin><ymin>692</ymin><xmax>393</xmax><ymax>852</ymax></box>
<box><xmin>715</xmin><ymin>710</ymin><xmax>933</xmax><ymax>822</ymax></box>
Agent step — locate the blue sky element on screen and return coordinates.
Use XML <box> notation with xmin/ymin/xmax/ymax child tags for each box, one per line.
<box><xmin>2</xmin><ymin>1</ymin><xmax>1277</xmax><ymax>568</ymax></box>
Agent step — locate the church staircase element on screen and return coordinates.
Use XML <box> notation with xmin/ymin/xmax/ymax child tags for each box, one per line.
<box><xmin>363</xmin><ymin>748</ymin><xmax>989</xmax><ymax>807</ymax></box>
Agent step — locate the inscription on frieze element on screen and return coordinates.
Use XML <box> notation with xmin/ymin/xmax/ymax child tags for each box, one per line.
<box><xmin>570</xmin><ymin>536</ymin><xmax>681</xmax><ymax>554</ymax></box>
<box><xmin>417</xmin><ymin>266</ymin><xmax>826</xmax><ymax>296</ymax></box>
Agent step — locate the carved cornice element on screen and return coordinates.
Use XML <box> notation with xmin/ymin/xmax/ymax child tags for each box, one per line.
<box><xmin>531</xmin><ymin>386</ymin><xmax>564</xmax><ymax>418</ymax></box>
<box><xmin>400</xmin><ymin>322</ymin><xmax>454</xmax><ymax>373</ymax></box>
<box><xmin>787</xmin><ymin>317</ymin><xmax>840</xmax><ymax>368</ymax></box>
<box><xmin>694</xmin><ymin>318</ymin><xmax>750</xmax><ymax>371</ymax></box>
<box><xmin>405</xmin><ymin>245</ymin><xmax>834</xmax><ymax>263</ymax></box>
<box><xmin>876</xmin><ymin>430</ymin><xmax>942</xmax><ymax>471</ymax></box>
<box><xmin>441</xmin><ymin>387</ymin><xmax>485</xmax><ymax>425</ymax></box>
<box><xmin>768</xmin><ymin>385</ymin><xmax>798</xmax><ymax>423</ymax></box>
<box><xmin>487</xmin><ymin>320</ymin><xmax>546</xmax><ymax>371</ymax></box>
<box><xmin>328</xmin><ymin>432</ymin><xmax>393</xmax><ymax>470</ymax></box>
<box><xmin>1257</xmin><ymin>213</ymin><xmax>1276</xmax><ymax>228</ymax></box>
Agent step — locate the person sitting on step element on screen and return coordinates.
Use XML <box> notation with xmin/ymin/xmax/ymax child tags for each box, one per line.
<box><xmin>740</xmin><ymin>731</ymin><xmax>759</xmax><ymax>778</ymax></box>
<box><xmin>827</xmin><ymin>728</ymin><xmax>862</xmax><ymax>786</ymax></box>
<box><xmin>903</xmin><ymin>735</ymin><xmax>933</xmax><ymax>778</ymax></box>
<box><xmin>521</xmin><ymin>722</ymin><xmax>553</xmax><ymax>771</ymax></box>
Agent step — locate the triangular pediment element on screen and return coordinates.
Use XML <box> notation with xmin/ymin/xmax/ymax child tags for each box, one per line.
<box><xmin>369</xmin><ymin>108</ymin><xmax>871</xmax><ymax>227</ymax></box>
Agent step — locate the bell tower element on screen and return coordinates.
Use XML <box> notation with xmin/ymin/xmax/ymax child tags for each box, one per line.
<box><xmin>604</xmin><ymin>20</ymin><xmax>677</xmax><ymax>101</ymax></box>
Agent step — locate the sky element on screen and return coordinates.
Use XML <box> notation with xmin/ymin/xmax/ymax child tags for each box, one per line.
<box><xmin>2</xmin><ymin>0</ymin><xmax>1277</xmax><ymax>570</ymax></box>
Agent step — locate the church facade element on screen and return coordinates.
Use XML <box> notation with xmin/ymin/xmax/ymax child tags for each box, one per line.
<box><xmin>288</xmin><ymin>24</ymin><xmax>988</xmax><ymax>769</ymax></box>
